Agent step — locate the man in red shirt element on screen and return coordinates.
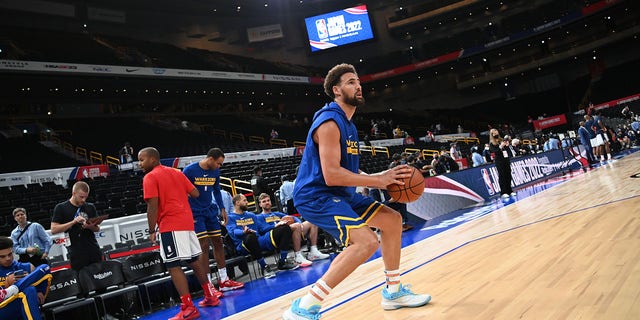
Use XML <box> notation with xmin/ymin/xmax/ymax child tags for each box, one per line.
<box><xmin>138</xmin><ymin>147</ymin><xmax>219</xmax><ymax>320</ymax></box>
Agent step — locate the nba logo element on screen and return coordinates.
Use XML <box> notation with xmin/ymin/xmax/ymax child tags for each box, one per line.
<box><xmin>316</xmin><ymin>19</ymin><xmax>328</xmax><ymax>39</ymax></box>
<box><xmin>481</xmin><ymin>168</ymin><xmax>495</xmax><ymax>196</ymax></box>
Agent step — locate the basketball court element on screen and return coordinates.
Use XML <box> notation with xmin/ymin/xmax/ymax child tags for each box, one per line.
<box><xmin>141</xmin><ymin>148</ymin><xmax>640</xmax><ymax>320</ymax></box>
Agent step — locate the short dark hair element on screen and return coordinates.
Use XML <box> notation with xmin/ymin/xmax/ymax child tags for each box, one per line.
<box><xmin>139</xmin><ymin>147</ymin><xmax>160</xmax><ymax>159</ymax></box>
<box><xmin>207</xmin><ymin>148</ymin><xmax>225</xmax><ymax>159</ymax></box>
<box><xmin>0</xmin><ymin>236</ymin><xmax>13</xmax><ymax>250</ymax></box>
<box><xmin>324</xmin><ymin>63</ymin><xmax>357</xmax><ymax>99</ymax></box>
<box><xmin>232</xmin><ymin>194</ymin><xmax>244</xmax><ymax>205</ymax></box>
<box><xmin>253</xmin><ymin>166</ymin><xmax>262</xmax><ymax>174</ymax></box>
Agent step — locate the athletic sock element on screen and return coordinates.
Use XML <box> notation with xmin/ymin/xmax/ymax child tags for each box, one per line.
<box><xmin>280</xmin><ymin>250</ymin><xmax>289</xmax><ymax>262</ymax></box>
<box><xmin>299</xmin><ymin>278</ymin><xmax>332</xmax><ymax>309</ymax></box>
<box><xmin>385</xmin><ymin>269</ymin><xmax>401</xmax><ymax>293</ymax></box>
<box><xmin>310</xmin><ymin>245</ymin><xmax>322</xmax><ymax>255</ymax></box>
<box><xmin>219</xmin><ymin>267</ymin><xmax>228</xmax><ymax>282</ymax></box>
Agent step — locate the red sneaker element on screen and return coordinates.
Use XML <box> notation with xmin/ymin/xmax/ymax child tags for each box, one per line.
<box><xmin>219</xmin><ymin>279</ymin><xmax>245</xmax><ymax>292</ymax></box>
<box><xmin>197</xmin><ymin>295</ymin><xmax>220</xmax><ymax>307</ymax></box>
<box><xmin>169</xmin><ymin>304</ymin><xmax>200</xmax><ymax>320</ymax></box>
<box><xmin>211</xmin><ymin>286</ymin><xmax>224</xmax><ymax>298</ymax></box>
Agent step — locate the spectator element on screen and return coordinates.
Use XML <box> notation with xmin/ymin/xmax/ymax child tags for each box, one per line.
<box><xmin>393</xmin><ymin>125</ymin><xmax>403</xmax><ymax>138</ymax></box>
<box><xmin>543</xmin><ymin>135</ymin><xmax>560</xmax><ymax>151</ymax></box>
<box><xmin>0</xmin><ymin>237</ymin><xmax>51</xmax><ymax>320</ymax></box>
<box><xmin>182</xmin><ymin>148</ymin><xmax>244</xmax><ymax>295</ymax></box>
<box><xmin>403</xmin><ymin>133</ymin><xmax>415</xmax><ymax>145</ymax></box>
<box><xmin>449</xmin><ymin>143</ymin><xmax>462</xmax><ymax>160</ymax></box>
<box><xmin>251</xmin><ymin>166</ymin><xmax>273</xmax><ymax>211</ymax></box>
<box><xmin>482</xmin><ymin>143</ymin><xmax>493</xmax><ymax>163</ymax></box>
<box><xmin>424</xmin><ymin>130</ymin><xmax>435</xmax><ymax>143</ymax></box>
<box><xmin>212</xmin><ymin>189</ymin><xmax>234</xmax><ymax>220</ymax></box>
<box><xmin>257</xmin><ymin>193</ymin><xmax>329</xmax><ymax>268</ymax></box>
<box><xmin>226</xmin><ymin>194</ymin><xmax>297</xmax><ymax>279</ymax></box>
<box><xmin>278</xmin><ymin>171</ymin><xmax>296</xmax><ymax>216</ymax></box>
<box><xmin>388</xmin><ymin>153</ymin><xmax>402</xmax><ymax>169</ymax></box>
<box><xmin>138</xmin><ymin>147</ymin><xmax>220</xmax><ymax>319</ymax></box>
<box><xmin>10</xmin><ymin>208</ymin><xmax>51</xmax><ymax>267</ymax></box>
<box><xmin>471</xmin><ymin>146</ymin><xmax>486</xmax><ymax>167</ymax></box>
<box><xmin>270</xmin><ymin>129</ymin><xmax>279</xmax><ymax>140</ymax></box>
<box><xmin>119</xmin><ymin>141</ymin><xmax>134</xmax><ymax>164</ymax></box>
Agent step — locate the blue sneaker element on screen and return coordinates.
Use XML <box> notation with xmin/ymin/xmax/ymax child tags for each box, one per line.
<box><xmin>381</xmin><ymin>284</ymin><xmax>431</xmax><ymax>310</ymax></box>
<box><xmin>282</xmin><ymin>298</ymin><xmax>321</xmax><ymax>320</ymax></box>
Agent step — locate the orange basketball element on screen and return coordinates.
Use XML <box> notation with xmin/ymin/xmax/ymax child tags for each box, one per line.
<box><xmin>281</xmin><ymin>215</ymin><xmax>296</xmax><ymax>225</ymax></box>
<box><xmin>387</xmin><ymin>166</ymin><xmax>425</xmax><ymax>203</ymax></box>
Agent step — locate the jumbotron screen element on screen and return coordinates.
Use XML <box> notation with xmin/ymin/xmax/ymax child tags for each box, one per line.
<box><xmin>304</xmin><ymin>5</ymin><xmax>375</xmax><ymax>53</ymax></box>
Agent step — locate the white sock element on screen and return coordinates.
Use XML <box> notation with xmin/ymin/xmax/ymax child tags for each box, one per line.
<box><xmin>5</xmin><ymin>285</ymin><xmax>18</xmax><ymax>298</ymax></box>
<box><xmin>218</xmin><ymin>267</ymin><xmax>228</xmax><ymax>282</ymax></box>
<box><xmin>310</xmin><ymin>245</ymin><xmax>321</xmax><ymax>254</ymax></box>
<box><xmin>385</xmin><ymin>269</ymin><xmax>401</xmax><ymax>293</ymax></box>
<box><xmin>299</xmin><ymin>279</ymin><xmax>331</xmax><ymax>309</ymax></box>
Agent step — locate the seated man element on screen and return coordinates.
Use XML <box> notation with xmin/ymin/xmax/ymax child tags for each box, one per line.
<box><xmin>256</xmin><ymin>193</ymin><xmax>330</xmax><ymax>267</ymax></box>
<box><xmin>226</xmin><ymin>194</ymin><xmax>298</xmax><ymax>279</ymax></box>
<box><xmin>0</xmin><ymin>236</ymin><xmax>51</xmax><ymax>320</ymax></box>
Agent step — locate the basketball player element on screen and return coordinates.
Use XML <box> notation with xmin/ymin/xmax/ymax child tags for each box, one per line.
<box><xmin>138</xmin><ymin>147</ymin><xmax>219</xmax><ymax>320</ymax></box>
<box><xmin>182</xmin><ymin>148</ymin><xmax>244</xmax><ymax>296</ymax></box>
<box><xmin>283</xmin><ymin>64</ymin><xmax>431</xmax><ymax>319</ymax></box>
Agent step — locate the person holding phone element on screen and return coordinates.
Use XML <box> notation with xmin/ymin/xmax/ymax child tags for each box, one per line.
<box><xmin>10</xmin><ymin>207</ymin><xmax>51</xmax><ymax>267</ymax></box>
<box><xmin>1</xmin><ymin>236</ymin><xmax>51</xmax><ymax>320</ymax></box>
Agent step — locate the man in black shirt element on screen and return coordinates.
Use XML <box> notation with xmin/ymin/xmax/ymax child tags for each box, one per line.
<box><xmin>50</xmin><ymin>181</ymin><xmax>102</xmax><ymax>272</ymax></box>
<box><xmin>251</xmin><ymin>166</ymin><xmax>273</xmax><ymax>212</ymax></box>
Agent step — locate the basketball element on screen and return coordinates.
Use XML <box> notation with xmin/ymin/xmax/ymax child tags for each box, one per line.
<box><xmin>387</xmin><ymin>166</ymin><xmax>425</xmax><ymax>203</ymax></box>
<box><xmin>281</xmin><ymin>215</ymin><xmax>296</xmax><ymax>225</ymax></box>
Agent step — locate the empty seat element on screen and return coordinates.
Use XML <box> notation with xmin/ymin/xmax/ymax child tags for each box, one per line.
<box><xmin>78</xmin><ymin>260</ymin><xmax>145</xmax><ymax>319</ymax></box>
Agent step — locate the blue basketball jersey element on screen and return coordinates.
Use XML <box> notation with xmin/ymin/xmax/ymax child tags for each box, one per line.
<box><xmin>293</xmin><ymin>102</ymin><xmax>360</xmax><ymax>206</ymax></box>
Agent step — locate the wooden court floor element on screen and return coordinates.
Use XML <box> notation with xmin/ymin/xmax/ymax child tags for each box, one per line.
<box><xmin>225</xmin><ymin>151</ymin><xmax>640</xmax><ymax>320</ymax></box>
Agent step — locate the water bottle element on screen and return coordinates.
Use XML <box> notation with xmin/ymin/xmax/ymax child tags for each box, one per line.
<box><xmin>33</xmin><ymin>243</ymin><xmax>42</xmax><ymax>256</ymax></box>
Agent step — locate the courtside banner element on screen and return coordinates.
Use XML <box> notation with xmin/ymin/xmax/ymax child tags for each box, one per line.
<box><xmin>533</xmin><ymin>114</ymin><xmax>567</xmax><ymax>131</ymax></box>
<box><xmin>408</xmin><ymin>149</ymin><xmax>582</xmax><ymax>221</ymax></box>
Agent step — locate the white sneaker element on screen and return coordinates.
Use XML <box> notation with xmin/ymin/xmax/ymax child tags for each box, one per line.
<box><xmin>381</xmin><ymin>284</ymin><xmax>431</xmax><ymax>310</ymax></box>
<box><xmin>295</xmin><ymin>255</ymin><xmax>313</xmax><ymax>267</ymax></box>
<box><xmin>510</xmin><ymin>192</ymin><xmax>517</xmax><ymax>197</ymax></box>
<box><xmin>500</xmin><ymin>194</ymin><xmax>510</xmax><ymax>199</ymax></box>
<box><xmin>307</xmin><ymin>251</ymin><xmax>330</xmax><ymax>261</ymax></box>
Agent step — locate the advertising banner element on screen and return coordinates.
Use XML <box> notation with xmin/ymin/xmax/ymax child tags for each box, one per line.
<box><xmin>533</xmin><ymin>114</ymin><xmax>568</xmax><ymax>131</ymax></box>
<box><xmin>247</xmin><ymin>24</ymin><xmax>283</xmax><ymax>43</ymax></box>
<box><xmin>408</xmin><ymin>149</ymin><xmax>582</xmax><ymax>221</ymax></box>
